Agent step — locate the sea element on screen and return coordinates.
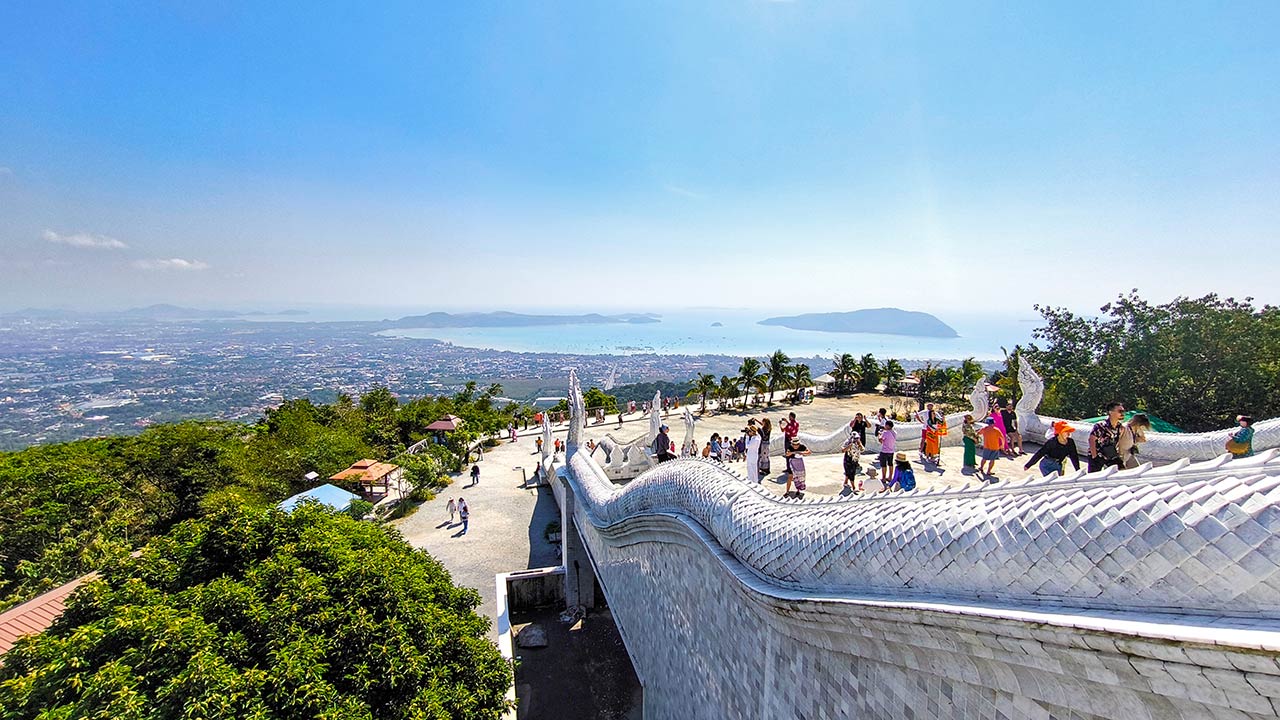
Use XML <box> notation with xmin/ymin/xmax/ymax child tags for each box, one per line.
<box><xmin>362</xmin><ymin>309</ymin><xmax>1039</xmax><ymax>362</ymax></box>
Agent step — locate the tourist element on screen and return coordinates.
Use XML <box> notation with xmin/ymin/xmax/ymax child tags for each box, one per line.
<box><xmin>961</xmin><ymin>414</ymin><xmax>979</xmax><ymax>472</ymax></box>
<box><xmin>990</xmin><ymin>401</ymin><xmax>1009</xmax><ymax>453</ymax></box>
<box><xmin>878</xmin><ymin>421</ymin><xmax>897</xmax><ymax>482</ymax></box>
<box><xmin>617</xmin><ymin>412</ymin><xmax>624</xmax><ymax>429</ymax></box>
<box><xmin>873</xmin><ymin>408</ymin><xmax>889</xmax><ymax>438</ymax></box>
<box><xmin>702</xmin><ymin>441</ymin><xmax>712</xmax><ymax>458</ymax></box>
<box><xmin>1118</xmin><ymin>413</ymin><xmax>1152</xmax><ymax>469</ymax></box>
<box><xmin>784</xmin><ymin>437</ymin><xmax>810</xmax><ymax>498</ymax></box>
<box><xmin>446</xmin><ymin>497</ymin><xmax>457</xmax><ymax>522</ymax></box>
<box><xmin>757</xmin><ymin>418</ymin><xmax>773</xmax><ymax>477</ymax></box>
<box><xmin>915</xmin><ymin>403</ymin><xmax>941</xmax><ymax>455</ymax></box>
<box><xmin>782</xmin><ymin>412</ymin><xmax>800</xmax><ymax>445</ymax></box>
<box><xmin>710</xmin><ymin>433</ymin><xmax>724</xmax><ymax>462</ymax></box>
<box><xmin>458</xmin><ymin>498</ymin><xmax>470</xmax><ymax>535</ymax></box>
<box><xmin>470</xmin><ymin>464</ymin><xmax>480</xmax><ymax>486</ymax></box>
<box><xmin>1024</xmin><ymin>421</ymin><xmax>1081</xmax><ymax>476</ymax></box>
<box><xmin>1001</xmin><ymin>403</ymin><xmax>1022</xmax><ymax>456</ymax></box>
<box><xmin>1227</xmin><ymin>415</ymin><xmax>1255</xmax><ymax>458</ymax></box>
<box><xmin>745</xmin><ymin>424</ymin><xmax>762</xmax><ymax>483</ymax></box>
<box><xmin>842</xmin><ymin>436</ymin><xmax>863</xmax><ymax>493</ymax></box>
<box><xmin>653</xmin><ymin>424</ymin><xmax>676</xmax><ymax>463</ymax></box>
<box><xmin>536</xmin><ymin>436</ymin><xmax>544</xmax><ymax>454</ymax></box>
<box><xmin>850</xmin><ymin>412</ymin><xmax>869</xmax><ymax>449</ymax></box>
<box><xmin>1088</xmin><ymin>402</ymin><xmax>1126</xmax><ymax>472</ymax></box>
<box><xmin>889</xmin><ymin>452</ymin><xmax>916</xmax><ymax>491</ymax></box>
<box><xmin>977</xmin><ymin>418</ymin><xmax>1004</xmax><ymax>479</ymax></box>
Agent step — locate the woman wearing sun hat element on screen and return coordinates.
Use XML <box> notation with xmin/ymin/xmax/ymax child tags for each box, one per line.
<box><xmin>1024</xmin><ymin>421</ymin><xmax>1082</xmax><ymax>477</ymax></box>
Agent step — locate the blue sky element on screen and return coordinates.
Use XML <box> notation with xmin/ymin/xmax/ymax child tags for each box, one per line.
<box><xmin>1</xmin><ymin>1</ymin><xmax>1278</xmax><ymax>315</ymax></box>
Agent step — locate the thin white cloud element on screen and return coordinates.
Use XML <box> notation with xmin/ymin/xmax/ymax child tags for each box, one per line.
<box><xmin>0</xmin><ymin>167</ymin><xmax>13</xmax><ymax>176</ymax></box>
<box><xmin>43</xmin><ymin>229</ymin><xmax>129</xmax><ymax>250</ymax></box>
<box><xmin>665</xmin><ymin>184</ymin><xmax>706</xmax><ymax>200</ymax></box>
<box><xmin>132</xmin><ymin>258</ymin><xmax>210</xmax><ymax>271</ymax></box>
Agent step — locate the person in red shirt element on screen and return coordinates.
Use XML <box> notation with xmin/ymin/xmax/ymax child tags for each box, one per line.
<box><xmin>781</xmin><ymin>412</ymin><xmax>800</xmax><ymax>444</ymax></box>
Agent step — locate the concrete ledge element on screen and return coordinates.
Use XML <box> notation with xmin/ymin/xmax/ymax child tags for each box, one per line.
<box><xmin>496</xmin><ymin>566</ymin><xmax>565</xmax><ymax>720</ymax></box>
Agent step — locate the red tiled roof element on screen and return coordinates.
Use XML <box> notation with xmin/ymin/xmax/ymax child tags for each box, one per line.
<box><xmin>0</xmin><ymin>573</ymin><xmax>97</xmax><ymax>656</ymax></box>
<box><xmin>329</xmin><ymin>460</ymin><xmax>399</xmax><ymax>484</ymax></box>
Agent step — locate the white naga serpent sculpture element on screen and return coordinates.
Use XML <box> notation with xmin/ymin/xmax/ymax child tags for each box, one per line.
<box><xmin>1015</xmin><ymin>360</ymin><xmax>1279</xmax><ymax>461</ymax></box>
<box><xmin>563</xmin><ymin>369</ymin><xmax>1280</xmax><ymax>618</ymax></box>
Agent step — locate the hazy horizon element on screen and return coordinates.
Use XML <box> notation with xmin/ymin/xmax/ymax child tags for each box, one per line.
<box><xmin>3</xmin><ymin>3</ymin><xmax>1278</xmax><ymax>315</ymax></box>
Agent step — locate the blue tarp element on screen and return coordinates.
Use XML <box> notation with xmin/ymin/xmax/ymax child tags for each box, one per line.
<box><xmin>278</xmin><ymin>483</ymin><xmax>359</xmax><ymax>513</ymax></box>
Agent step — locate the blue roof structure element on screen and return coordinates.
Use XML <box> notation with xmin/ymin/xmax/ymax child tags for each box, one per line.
<box><xmin>278</xmin><ymin>483</ymin><xmax>360</xmax><ymax>513</ymax></box>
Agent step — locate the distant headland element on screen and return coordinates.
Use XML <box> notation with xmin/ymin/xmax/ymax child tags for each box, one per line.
<box><xmin>386</xmin><ymin>311</ymin><xmax>661</xmax><ymax>329</ymax></box>
<box><xmin>758</xmin><ymin>308</ymin><xmax>959</xmax><ymax>338</ymax></box>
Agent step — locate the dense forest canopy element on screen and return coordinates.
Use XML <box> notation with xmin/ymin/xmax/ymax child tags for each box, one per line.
<box><xmin>1021</xmin><ymin>292</ymin><xmax>1280</xmax><ymax>432</ymax></box>
<box><xmin>0</xmin><ymin>504</ymin><xmax>512</xmax><ymax>719</ymax></box>
<box><xmin>0</xmin><ymin>384</ymin><xmax>521</xmax><ymax>612</ymax></box>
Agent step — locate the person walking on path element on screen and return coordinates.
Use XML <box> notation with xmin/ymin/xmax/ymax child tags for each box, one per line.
<box><xmin>470</xmin><ymin>464</ymin><xmax>480</xmax><ymax>486</ymax></box>
<box><xmin>653</xmin><ymin>424</ymin><xmax>676</xmax><ymax>462</ymax></box>
<box><xmin>878</xmin><ymin>421</ymin><xmax>897</xmax><ymax>483</ymax></box>
<box><xmin>745</xmin><ymin>424</ymin><xmax>762</xmax><ymax>483</ymax></box>
<box><xmin>977</xmin><ymin>418</ymin><xmax>1005</xmax><ymax>479</ymax></box>
<box><xmin>1024</xmin><ymin>421</ymin><xmax>1081</xmax><ymax>476</ymax></box>
<box><xmin>961</xmin><ymin>414</ymin><xmax>979</xmax><ymax>472</ymax></box>
<box><xmin>1118</xmin><ymin>414</ymin><xmax>1152</xmax><ymax>469</ymax></box>
<box><xmin>757</xmin><ymin>418</ymin><xmax>773</xmax><ymax>477</ymax></box>
<box><xmin>446</xmin><ymin>498</ymin><xmax>458</xmax><ymax>523</ymax></box>
<box><xmin>1088</xmin><ymin>402</ymin><xmax>1126</xmax><ymax>472</ymax></box>
<box><xmin>458</xmin><ymin>498</ymin><xmax>470</xmax><ymax>535</ymax></box>
<box><xmin>784</xmin><ymin>437</ymin><xmax>811</xmax><ymax>498</ymax></box>
<box><xmin>1227</xmin><ymin>415</ymin><xmax>1255</xmax><ymax>458</ymax></box>
<box><xmin>850</xmin><ymin>413</ymin><xmax>869</xmax><ymax>450</ymax></box>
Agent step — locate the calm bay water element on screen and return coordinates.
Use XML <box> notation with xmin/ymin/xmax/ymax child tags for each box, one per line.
<box><xmin>375</xmin><ymin>310</ymin><xmax>1038</xmax><ymax>361</ymax></box>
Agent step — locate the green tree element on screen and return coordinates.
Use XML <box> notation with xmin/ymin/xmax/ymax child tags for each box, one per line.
<box><xmin>687</xmin><ymin>373</ymin><xmax>718</xmax><ymax>413</ymax></box>
<box><xmin>1025</xmin><ymin>292</ymin><xmax>1280</xmax><ymax>431</ymax></box>
<box><xmin>122</xmin><ymin>421</ymin><xmax>243</xmax><ymax>529</ymax></box>
<box><xmin>765</xmin><ymin>350</ymin><xmax>791</xmax><ymax>403</ymax></box>
<box><xmin>716</xmin><ymin>375</ymin><xmax>740</xmax><ymax>412</ymax></box>
<box><xmin>856</xmin><ymin>353</ymin><xmax>882</xmax><ymax>393</ymax></box>
<box><xmin>737</xmin><ymin>357</ymin><xmax>766</xmax><ymax>408</ymax></box>
<box><xmin>790</xmin><ymin>363</ymin><xmax>813</xmax><ymax>397</ymax></box>
<box><xmin>882</xmin><ymin>358</ymin><xmax>906</xmax><ymax>393</ymax></box>
<box><xmin>582</xmin><ymin>386</ymin><xmax>619</xmax><ymax>414</ymax></box>
<box><xmin>830</xmin><ymin>353</ymin><xmax>860</xmax><ymax>394</ymax></box>
<box><xmin>0</xmin><ymin>503</ymin><xmax>512</xmax><ymax>719</ymax></box>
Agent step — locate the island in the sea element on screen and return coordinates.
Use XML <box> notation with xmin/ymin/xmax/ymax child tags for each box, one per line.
<box><xmin>386</xmin><ymin>311</ymin><xmax>661</xmax><ymax>328</ymax></box>
<box><xmin>758</xmin><ymin>308</ymin><xmax>959</xmax><ymax>338</ymax></box>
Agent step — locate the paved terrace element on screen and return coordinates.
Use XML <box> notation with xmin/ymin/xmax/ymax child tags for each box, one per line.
<box><xmin>392</xmin><ymin>393</ymin><xmax>1061</xmax><ymax>637</ymax></box>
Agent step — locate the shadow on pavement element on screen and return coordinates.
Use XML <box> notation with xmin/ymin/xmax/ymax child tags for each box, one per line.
<box><xmin>527</xmin><ymin>486</ymin><xmax>561</xmax><ymax>569</ymax></box>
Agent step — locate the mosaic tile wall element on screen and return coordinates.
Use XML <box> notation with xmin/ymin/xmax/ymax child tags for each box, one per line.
<box><xmin>570</xmin><ymin>510</ymin><xmax>1280</xmax><ymax>720</ymax></box>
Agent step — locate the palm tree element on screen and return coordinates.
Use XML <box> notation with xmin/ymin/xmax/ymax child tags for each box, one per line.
<box><xmin>831</xmin><ymin>353</ymin><xmax>859</xmax><ymax>394</ymax></box>
<box><xmin>738</xmin><ymin>357</ymin><xmax>765</xmax><ymax>409</ymax></box>
<box><xmin>687</xmin><ymin>373</ymin><xmax>717</xmax><ymax>413</ymax></box>
<box><xmin>790</xmin><ymin>363</ymin><xmax>813</xmax><ymax>399</ymax></box>
<box><xmin>765</xmin><ymin>350</ymin><xmax>791</xmax><ymax>403</ymax></box>
<box><xmin>857</xmin><ymin>353</ymin><xmax>882</xmax><ymax>393</ymax></box>
<box><xmin>882</xmin><ymin>358</ymin><xmax>906</xmax><ymax>393</ymax></box>
<box><xmin>716</xmin><ymin>375</ymin><xmax>740</xmax><ymax>413</ymax></box>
